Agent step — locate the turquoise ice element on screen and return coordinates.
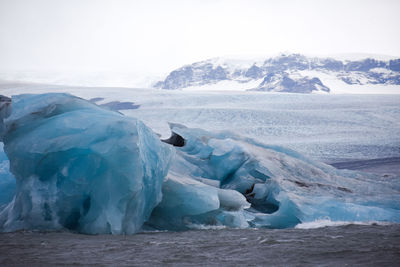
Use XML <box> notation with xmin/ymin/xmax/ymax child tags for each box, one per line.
<box><xmin>0</xmin><ymin>93</ymin><xmax>172</xmax><ymax>234</ymax></box>
<box><xmin>147</xmin><ymin>124</ymin><xmax>400</xmax><ymax>229</ymax></box>
<box><xmin>0</xmin><ymin>93</ymin><xmax>399</xmax><ymax>234</ymax></box>
<box><xmin>0</xmin><ymin>143</ymin><xmax>15</xmax><ymax>207</ymax></box>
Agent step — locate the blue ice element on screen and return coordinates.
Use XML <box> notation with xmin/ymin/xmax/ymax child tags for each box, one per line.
<box><xmin>0</xmin><ymin>93</ymin><xmax>172</xmax><ymax>234</ymax></box>
<box><xmin>147</xmin><ymin>124</ymin><xmax>400</xmax><ymax>229</ymax></box>
<box><xmin>0</xmin><ymin>143</ymin><xmax>15</xmax><ymax>207</ymax></box>
<box><xmin>0</xmin><ymin>93</ymin><xmax>399</xmax><ymax>234</ymax></box>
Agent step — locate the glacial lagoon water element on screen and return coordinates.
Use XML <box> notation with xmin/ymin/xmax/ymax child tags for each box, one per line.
<box><xmin>0</xmin><ymin>224</ymin><xmax>399</xmax><ymax>266</ymax></box>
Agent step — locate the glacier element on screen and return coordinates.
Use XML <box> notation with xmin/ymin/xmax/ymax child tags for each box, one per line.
<box><xmin>0</xmin><ymin>143</ymin><xmax>15</xmax><ymax>207</ymax></box>
<box><xmin>0</xmin><ymin>93</ymin><xmax>399</xmax><ymax>234</ymax></box>
<box><xmin>146</xmin><ymin>124</ymin><xmax>400</xmax><ymax>230</ymax></box>
<box><xmin>0</xmin><ymin>96</ymin><xmax>15</xmax><ymax>207</ymax></box>
<box><xmin>0</xmin><ymin>93</ymin><xmax>172</xmax><ymax>234</ymax></box>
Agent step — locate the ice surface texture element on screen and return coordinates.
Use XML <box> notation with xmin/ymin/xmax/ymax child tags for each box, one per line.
<box><xmin>0</xmin><ymin>93</ymin><xmax>399</xmax><ymax>234</ymax></box>
<box><xmin>0</xmin><ymin>96</ymin><xmax>15</xmax><ymax>207</ymax></box>
<box><xmin>0</xmin><ymin>144</ymin><xmax>15</xmax><ymax>207</ymax></box>
<box><xmin>146</xmin><ymin>124</ymin><xmax>400</xmax><ymax>230</ymax></box>
<box><xmin>0</xmin><ymin>93</ymin><xmax>172</xmax><ymax>234</ymax></box>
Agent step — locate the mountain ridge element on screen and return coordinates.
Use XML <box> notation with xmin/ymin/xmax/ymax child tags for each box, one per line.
<box><xmin>154</xmin><ymin>53</ymin><xmax>400</xmax><ymax>93</ymax></box>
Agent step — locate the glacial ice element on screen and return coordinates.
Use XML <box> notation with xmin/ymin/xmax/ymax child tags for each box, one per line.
<box><xmin>147</xmin><ymin>124</ymin><xmax>400</xmax><ymax>229</ymax></box>
<box><xmin>0</xmin><ymin>96</ymin><xmax>15</xmax><ymax>207</ymax></box>
<box><xmin>146</xmin><ymin>171</ymin><xmax>250</xmax><ymax>230</ymax></box>
<box><xmin>0</xmin><ymin>143</ymin><xmax>15</xmax><ymax>207</ymax></box>
<box><xmin>0</xmin><ymin>93</ymin><xmax>399</xmax><ymax>234</ymax></box>
<box><xmin>0</xmin><ymin>93</ymin><xmax>172</xmax><ymax>234</ymax></box>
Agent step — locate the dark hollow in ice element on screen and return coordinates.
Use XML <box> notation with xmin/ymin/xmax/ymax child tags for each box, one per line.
<box><xmin>88</xmin><ymin>98</ymin><xmax>140</xmax><ymax>111</ymax></box>
<box><xmin>0</xmin><ymin>95</ymin><xmax>12</xmax><ymax>121</ymax></box>
<box><xmin>99</xmin><ymin>101</ymin><xmax>140</xmax><ymax>111</ymax></box>
<box><xmin>89</xmin><ymin>97</ymin><xmax>104</xmax><ymax>103</ymax></box>
<box><xmin>161</xmin><ymin>132</ymin><xmax>185</xmax><ymax>147</ymax></box>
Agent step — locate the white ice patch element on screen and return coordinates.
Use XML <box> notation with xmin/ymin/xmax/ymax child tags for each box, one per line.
<box><xmin>181</xmin><ymin>78</ymin><xmax>264</xmax><ymax>92</ymax></box>
<box><xmin>298</xmin><ymin>69</ymin><xmax>400</xmax><ymax>94</ymax></box>
<box><xmin>295</xmin><ymin>219</ymin><xmax>396</xmax><ymax>229</ymax></box>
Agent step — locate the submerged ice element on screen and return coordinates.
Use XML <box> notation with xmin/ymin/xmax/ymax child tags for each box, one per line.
<box><xmin>0</xmin><ymin>93</ymin><xmax>399</xmax><ymax>234</ymax></box>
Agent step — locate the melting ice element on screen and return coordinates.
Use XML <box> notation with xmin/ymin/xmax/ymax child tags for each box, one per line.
<box><xmin>0</xmin><ymin>93</ymin><xmax>172</xmax><ymax>234</ymax></box>
<box><xmin>0</xmin><ymin>93</ymin><xmax>399</xmax><ymax>234</ymax></box>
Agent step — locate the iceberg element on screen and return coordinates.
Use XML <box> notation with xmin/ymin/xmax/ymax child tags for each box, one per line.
<box><xmin>0</xmin><ymin>93</ymin><xmax>399</xmax><ymax>234</ymax></box>
<box><xmin>146</xmin><ymin>171</ymin><xmax>250</xmax><ymax>230</ymax></box>
<box><xmin>0</xmin><ymin>96</ymin><xmax>15</xmax><ymax>207</ymax></box>
<box><xmin>0</xmin><ymin>143</ymin><xmax>15</xmax><ymax>207</ymax></box>
<box><xmin>147</xmin><ymin>124</ymin><xmax>400</xmax><ymax>229</ymax></box>
<box><xmin>0</xmin><ymin>93</ymin><xmax>172</xmax><ymax>234</ymax></box>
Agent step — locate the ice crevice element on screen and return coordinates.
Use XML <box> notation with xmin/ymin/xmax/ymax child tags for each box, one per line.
<box><xmin>0</xmin><ymin>93</ymin><xmax>399</xmax><ymax>234</ymax></box>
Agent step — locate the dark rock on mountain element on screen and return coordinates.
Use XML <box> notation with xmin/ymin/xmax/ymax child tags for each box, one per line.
<box><xmin>263</xmin><ymin>53</ymin><xmax>309</xmax><ymax>72</ymax></box>
<box><xmin>344</xmin><ymin>58</ymin><xmax>386</xmax><ymax>72</ymax></box>
<box><xmin>202</xmin><ymin>65</ymin><xmax>227</xmax><ymax>81</ymax></box>
<box><xmin>316</xmin><ymin>59</ymin><xmax>344</xmax><ymax>71</ymax></box>
<box><xmin>389</xmin><ymin>59</ymin><xmax>400</xmax><ymax>71</ymax></box>
<box><xmin>161</xmin><ymin>66</ymin><xmax>194</xmax><ymax>89</ymax></box>
<box><xmin>254</xmin><ymin>72</ymin><xmax>330</xmax><ymax>93</ymax></box>
<box><xmin>245</xmin><ymin>65</ymin><xmax>264</xmax><ymax>79</ymax></box>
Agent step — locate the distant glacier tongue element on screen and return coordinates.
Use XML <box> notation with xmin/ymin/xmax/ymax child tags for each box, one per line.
<box><xmin>0</xmin><ymin>93</ymin><xmax>172</xmax><ymax>234</ymax></box>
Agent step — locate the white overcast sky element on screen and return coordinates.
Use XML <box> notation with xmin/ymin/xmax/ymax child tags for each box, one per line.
<box><xmin>0</xmin><ymin>0</ymin><xmax>399</xmax><ymax>74</ymax></box>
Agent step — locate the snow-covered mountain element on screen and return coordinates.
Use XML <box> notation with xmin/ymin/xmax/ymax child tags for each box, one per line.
<box><xmin>154</xmin><ymin>53</ymin><xmax>400</xmax><ymax>93</ymax></box>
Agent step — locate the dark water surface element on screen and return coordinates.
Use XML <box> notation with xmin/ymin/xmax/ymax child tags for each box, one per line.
<box><xmin>0</xmin><ymin>224</ymin><xmax>399</xmax><ymax>266</ymax></box>
<box><xmin>330</xmin><ymin>157</ymin><xmax>400</xmax><ymax>177</ymax></box>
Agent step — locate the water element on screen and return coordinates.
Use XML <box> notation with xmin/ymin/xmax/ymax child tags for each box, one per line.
<box><xmin>330</xmin><ymin>157</ymin><xmax>400</xmax><ymax>177</ymax></box>
<box><xmin>1</xmin><ymin>224</ymin><xmax>399</xmax><ymax>266</ymax></box>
